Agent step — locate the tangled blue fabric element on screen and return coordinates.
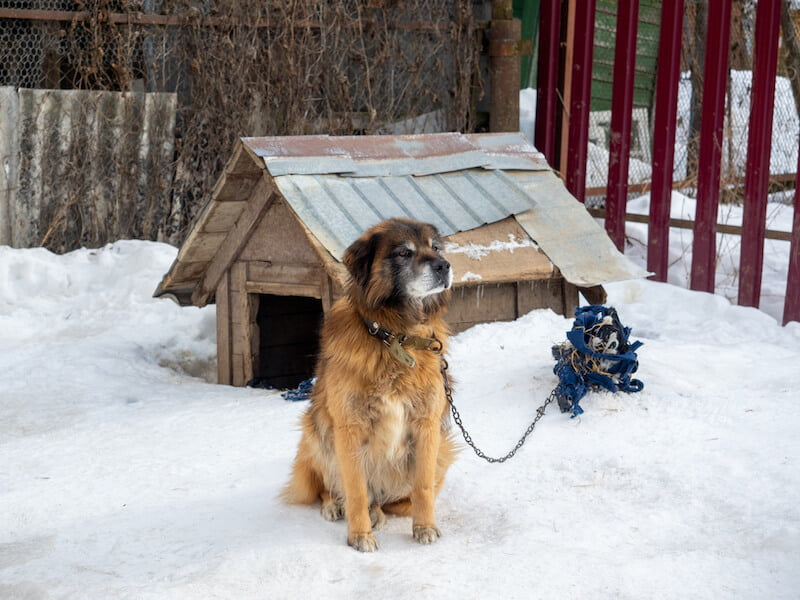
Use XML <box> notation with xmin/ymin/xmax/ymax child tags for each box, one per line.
<box><xmin>281</xmin><ymin>377</ymin><xmax>316</xmax><ymax>402</ymax></box>
<box><xmin>552</xmin><ymin>305</ymin><xmax>644</xmax><ymax>417</ymax></box>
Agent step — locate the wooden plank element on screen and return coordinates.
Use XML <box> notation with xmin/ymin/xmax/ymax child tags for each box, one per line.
<box><xmin>245</xmin><ymin>282</ymin><xmax>322</xmax><ymax>298</ymax></box>
<box><xmin>216</xmin><ymin>271</ymin><xmax>232</xmax><ymax>385</ymax></box>
<box><xmin>191</xmin><ymin>176</ymin><xmax>277</xmax><ymax>307</ymax></box>
<box><xmin>565</xmin><ymin>0</ymin><xmax>597</xmax><ymax>202</ymax></box>
<box><xmin>176</xmin><ymin>232</ymin><xmax>227</xmax><ymax>263</ymax></box>
<box><xmin>448</xmin><ymin>283</ymin><xmax>517</xmax><ymax>325</ymax></box>
<box><xmin>562</xmin><ymin>281</ymin><xmax>579</xmax><ymax>318</ymax></box>
<box><xmin>201</xmin><ymin>200</ymin><xmax>248</xmax><ymax>233</ymax></box>
<box><xmin>585</xmin><ymin>172</ymin><xmax>798</xmax><ymax>199</ymax></box>
<box><xmin>588</xmin><ymin>208</ymin><xmax>794</xmax><ymax>242</ymax></box>
<box><xmin>230</xmin><ymin>262</ymin><xmax>255</xmax><ymax>386</ymax></box>
<box><xmin>216</xmin><ymin>172</ymin><xmax>263</xmax><ymax>203</ymax></box>
<box><xmin>320</xmin><ymin>274</ymin><xmax>334</xmax><ymax>313</ymax></box>
<box><xmin>445</xmin><ymin>217</ymin><xmax>554</xmax><ymax>285</ymax></box>
<box><xmin>515</xmin><ymin>278</ymin><xmax>567</xmax><ymax>316</ymax></box>
<box><xmin>231</xmin><ymin>353</ymin><xmax>245</xmax><ymax>387</ymax></box>
<box><xmin>239</xmin><ymin>197</ymin><xmax>321</xmax><ymax>264</ymax></box>
<box><xmin>246</xmin><ymin>261</ymin><xmax>324</xmax><ymax>286</ymax></box>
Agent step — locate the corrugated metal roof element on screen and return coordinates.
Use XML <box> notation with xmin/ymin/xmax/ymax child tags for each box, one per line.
<box><xmin>274</xmin><ymin>168</ymin><xmax>543</xmax><ymax>261</ymax></box>
<box><xmin>252</xmin><ymin>133</ymin><xmax>550</xmax><ymax>260</ymax></box>
<box><xmin>154</xmin><ymin>132</ymin><xmax>648</xmax><ymax>304</ymax></box>
<box><xmin>252</xmin><ymin>133</ymin><xmax>648</xmax><ymax>288</ymax></box>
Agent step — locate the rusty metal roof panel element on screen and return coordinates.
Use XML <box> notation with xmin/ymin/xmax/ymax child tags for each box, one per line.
<box><xmin>244</xmin><ymin>132</ymin><xmax>549</xmax><ymax>178</ymax></box>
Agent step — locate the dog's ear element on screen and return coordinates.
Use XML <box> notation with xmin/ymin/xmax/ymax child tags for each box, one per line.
<box><xmin>343</xmin><ymin>231</ymin><xmax>380</xmax><ymax>289</ymax></box>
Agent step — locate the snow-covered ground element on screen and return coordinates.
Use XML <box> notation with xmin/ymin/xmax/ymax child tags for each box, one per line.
<box><xmin>1</xmin><ymin>77</ymin><xmax>798</xmax><ymax>599</ymax></box>
<box><xmin>1</xmin><ymin>220</ymin><xmax>799</xmax><ymax>598</ymax></box>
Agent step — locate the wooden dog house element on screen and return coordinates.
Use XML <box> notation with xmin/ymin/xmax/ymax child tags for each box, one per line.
<box><xmin>154</xmin><ymin>133</ymin><xmax>646</xmax><ymax>388</ymax></box>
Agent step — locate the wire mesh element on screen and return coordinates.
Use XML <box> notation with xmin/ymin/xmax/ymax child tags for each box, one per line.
<box><xmin>0</xmin><ymin>0</ymin><xmax>481</xmax><ymax>250</ymax></box>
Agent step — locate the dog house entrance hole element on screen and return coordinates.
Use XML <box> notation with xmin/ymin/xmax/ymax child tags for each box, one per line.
<box><xmin>254</xmin><ymin>294</ymin><xmax>322</xmax><ymax>390</ymax></box>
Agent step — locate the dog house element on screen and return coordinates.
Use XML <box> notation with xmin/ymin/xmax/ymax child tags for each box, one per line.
<box><xmin>154</xmin><ymin>133</ymin><xmax>646</xmax><ymax>388</ymax></box>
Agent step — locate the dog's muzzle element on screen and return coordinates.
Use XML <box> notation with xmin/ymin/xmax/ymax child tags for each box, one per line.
<box><xmin>432</xmin><ymin>258</ymin><xmax>452</xmax><ymax>289</ymax></box>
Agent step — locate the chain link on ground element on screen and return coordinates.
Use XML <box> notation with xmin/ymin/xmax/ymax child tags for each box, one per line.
<box><xmin>440</xmin><ymin>358</ymin><xmax>555</xmax><ymax>464</ymax></box>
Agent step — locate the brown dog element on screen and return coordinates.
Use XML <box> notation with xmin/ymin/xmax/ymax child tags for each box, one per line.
<box><xmin>282</xmin><ymin>218</ymin><xmax>459</xmax><ymax>552</ymax></box>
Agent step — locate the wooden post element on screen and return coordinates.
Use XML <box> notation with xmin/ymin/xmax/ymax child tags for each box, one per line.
<box><xmin>738</xmin><ymin>0</ymin><xmax>782</xmax><ymax>308</ymax></box>
<box><xmin>559</xmin><ymin>0</ymin><xmax>577</xmax><ymax>178</ymax></box>
<box><xmin>648</xmin><ymin>0</ymin><xmax>685</xmax><ymax>282</ymax></box>
<box><xmin>216</xmin><ymin>272</ymin><xmax>232</xmax><ymax>385</ymax></box>
<box><xmin>605</xmin><ymin>0</ymin><xmax>640</xmax><ymax>251</ymax></box>
<box><xmin>489</xmin><ymin>0</ymin><xmax>522</xmax><ymax>133</ymax></box>
<box><xmin>690</xmin><ymin>0</ymin><xmax>731</xmax><ymax>293</ymax></box>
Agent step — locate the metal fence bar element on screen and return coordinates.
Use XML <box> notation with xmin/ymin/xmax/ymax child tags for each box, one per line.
<box><xmin>565</xmin><ymin>0</ymin><xmax>597</xmax><ymax>202</ymax></box>
<box><xmin>535</xmin><ymin>0</ymin><xmax>562</xmax><ymax>166</ymax></box>
<box><xmin>605</xmin><ymin>0</ymin><xmax>640</xmax><ymax>251</ymax></box>
<box><xmin>785</xmin><ymin>144</ymin><xmax>800</xmax><ymax>325</ymax></box>
<box><xmin>647</xmin><ymin>0</ymin><xmax>685</xmax><ymax>282</ymax></box>
<box><xmin>690</xmin><ymin>0</ymin><xmax>732</xmax><ymax>293</ymax></box>
<box><xmin>738</xmin><ymin>0</ymin><xmax>781</xmax><ymax>308</ymax></box>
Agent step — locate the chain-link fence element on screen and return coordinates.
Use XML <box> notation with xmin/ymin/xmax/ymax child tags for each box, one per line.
<box><xmin>584</xmin><ymin>0</ymin><xmax>800</xmax><ymax>201</ymax></box>
<box><xmin>676</xmin><ymin>0</ymin><xmax>799</xmax><ymax>200</ymax></box>
<box><xmin>1</xmin><ymin>0</ymin><xmax>481</xmax><ymax>251</ymax></box>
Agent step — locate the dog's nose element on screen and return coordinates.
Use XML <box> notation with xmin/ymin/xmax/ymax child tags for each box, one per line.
<box><xmin>432</xmin><ymin>259</ymin><xmax>450</xmax><ymax>274</ymax></box>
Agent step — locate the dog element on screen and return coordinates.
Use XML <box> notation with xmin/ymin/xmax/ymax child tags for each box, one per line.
<box><xmin>282</xmin><ymin>218</ymin><xmax>459</xmax><ymax>552</ymax></box>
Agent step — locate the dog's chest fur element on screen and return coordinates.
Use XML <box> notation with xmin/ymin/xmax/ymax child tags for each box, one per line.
<box><xmin>360</xmin><ymin>393</ymin><xmax>413</xmax><ymax>462</ymax></box>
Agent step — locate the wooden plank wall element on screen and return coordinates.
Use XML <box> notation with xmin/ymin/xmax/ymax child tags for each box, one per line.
<box><xmin>448</xmin><ymin>277</ymin><xmax>573</xmax><ymax>333</ymax></box>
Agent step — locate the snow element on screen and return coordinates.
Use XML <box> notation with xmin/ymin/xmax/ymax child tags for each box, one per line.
<box><xmin>1</xmin><ymin>80</ymin><xmax>798</xmax><ymax>599</ymax></box>
<box><xmin>444</xmin><ymin>235</ymin><xmax>539</xmax><ymax>260</ymax></box>
<box><xmin>2</xmin><ymin>233</ymin><xmax>799</xmax><ymax>599</ymax></box>
<box><xmin>623</xmin><ymin>191</ymin><xmax>795</xmax><ymax>323</ymax></box>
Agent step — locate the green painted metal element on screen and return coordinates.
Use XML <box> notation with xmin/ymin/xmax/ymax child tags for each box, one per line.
<box><xmin>591</xmin><ymin>0</ymin><xmax>661</xmax><ymax>111</ymax></box>
<box><xmin>513</xmin><ymin>0</ymin><xmax>541</xmax><ymax>89</ymax></box>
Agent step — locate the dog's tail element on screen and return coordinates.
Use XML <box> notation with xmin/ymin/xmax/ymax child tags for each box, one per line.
<box><xmin>281</xmin><ymin>457</ymin><xmax>323</xmax><ymax>505</ymax></box>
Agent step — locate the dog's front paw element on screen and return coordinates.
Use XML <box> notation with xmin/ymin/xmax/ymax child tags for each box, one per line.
<box><xmin>412</xmin><ymin>525</ymin><xmax>442</xmax><ymax>545</ymax></box>
<box><xmin>321</xmin><ymin>498</ymin><xmax>344</xmax><ymax>522</ymax></box>
<box><xmin>348</xmin><ymin>531</ymin><xmax>379</xmax><ymax>552</ymax></box>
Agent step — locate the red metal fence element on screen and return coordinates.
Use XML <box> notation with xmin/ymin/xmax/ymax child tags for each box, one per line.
<box><xmin>536</xmin><ymin>0</ymin><xmax>800</xmax><ymax>326</ymax></box>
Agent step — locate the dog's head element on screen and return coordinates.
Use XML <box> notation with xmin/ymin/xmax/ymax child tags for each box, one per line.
<box><xmin>343</xmin><ymin>218</ymin><xmax>453</xmax><ymax>317</ymax></box>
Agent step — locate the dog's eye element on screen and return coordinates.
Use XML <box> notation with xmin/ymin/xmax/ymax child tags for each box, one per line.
<box><xmin>432</xmin><ymin>243</ymin><xmax>442</xmax><ymax>253</ymax></box>
<box><xmin>396</xmin><ymin>247</ymin><xmax>413</xmax><ymax>259</ymax></box>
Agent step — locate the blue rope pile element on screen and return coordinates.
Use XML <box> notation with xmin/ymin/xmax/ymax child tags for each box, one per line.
<box><xmin>552</xmin><ymin>305</ymin><xmax>644</xmax><ymax>417</ymax></box>
<box><xmin>281</xmin><ymin>377</ymin><xmax>316</xmax><ymax>402</ymax></box>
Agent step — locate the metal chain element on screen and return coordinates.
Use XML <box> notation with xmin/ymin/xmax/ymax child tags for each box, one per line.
<box><xmin>440</xmin><ymin>358</ymin><xmax>555</xmax><ymax>464</ymax></box>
